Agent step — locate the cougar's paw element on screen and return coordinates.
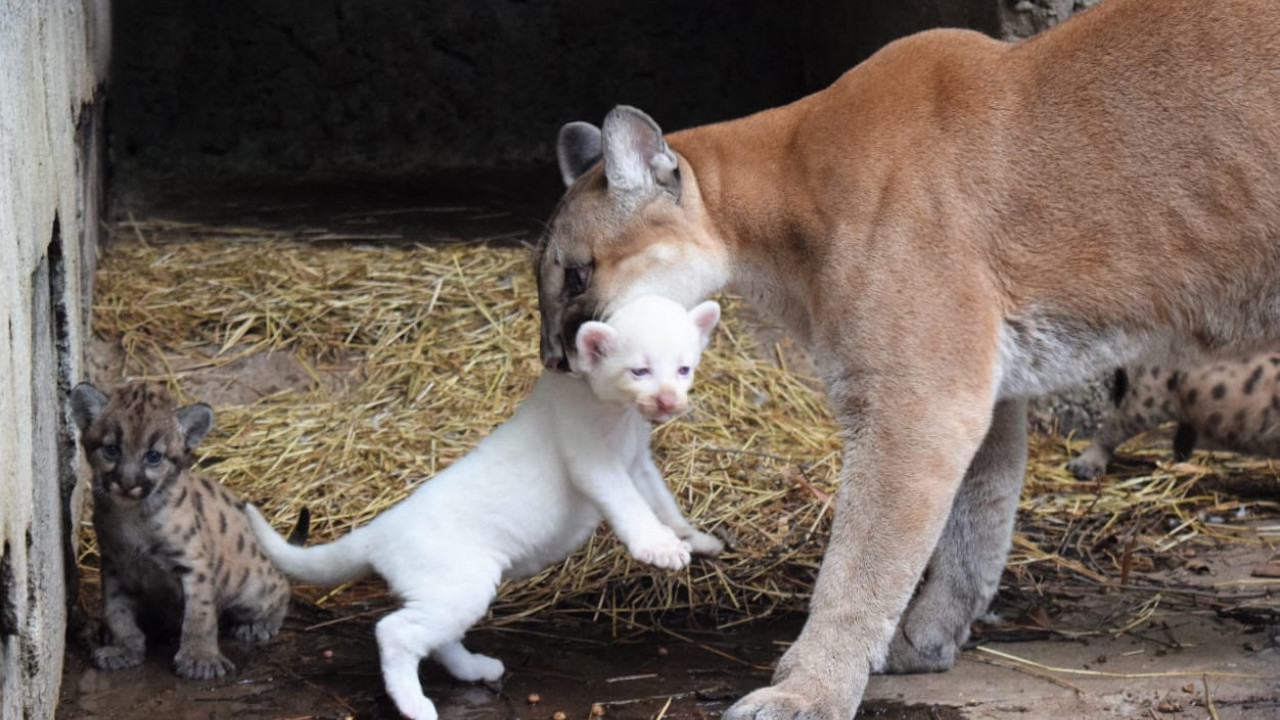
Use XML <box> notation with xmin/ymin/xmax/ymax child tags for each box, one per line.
<box><xmin>681</xmin><ymin>529</ymin><xmax>725</xmax><ymax>557</ymax></box>
<box><xmin>881</xmin><ymin>625</ymin><xmax>958</xmax><ymax>674</ymax></box>
<box><xmin>630</xmin><ymin>528</ymin><xmax>692</xmax><ymax>570</ymax></box>
<box><xmin>92</xmin><ymin>644</ymin><xmax>144</xmax><ymax>670</ymax></box>
<box><xmin>1065</xmin><ymin>448</ymin><xmax>1107</xmax><ymax>480</ymax></box>
<box><xmin>174</xmin><ymin>647</ymin><xmax>235</xmax><ymax>680</ymax></box>
<box><xmin>723</xmin><ymin>683</ymin><xmax>841</xmax><ymax>720</ymax></box>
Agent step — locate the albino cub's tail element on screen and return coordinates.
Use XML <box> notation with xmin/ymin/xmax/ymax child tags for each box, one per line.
<box><xmin>246</xmin><ymin>505</ymin><xmax>374</xmax><ymax>588</ymax></box>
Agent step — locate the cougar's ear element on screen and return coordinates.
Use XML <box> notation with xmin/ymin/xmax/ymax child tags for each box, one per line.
<box><xmin>575</xmin><ymin>321</ymin><xmax>618</xmax><ymax>369</ymax></box>
<box><xmin>601</xmin><ymin>106</ymin><xmax>680</xmax><ymax>199</ymax></box>
<box><xmin>176</xmin><ymin>403</ymin><xmax>215</xmax><ymax>450</ymax></box>
<box><xmin>70</xmin><ymin>382</ymin><xmax>109</xmax><ymax>432</ymax></box>
<box><xmin>557</xmin><ymin>121</ymin><xmax>603</xmax><ymax>187</ymax></box>
<box><xmin>688</xmin><ymin>300</ymin><xmax>722</xmax><ymax>349</ymax></box>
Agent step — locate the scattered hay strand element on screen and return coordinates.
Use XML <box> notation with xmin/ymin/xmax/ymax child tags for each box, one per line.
<box><xmin>78</xmin><ymin>218</ymin><xmax>1280</xmax><ymax>633</ymax></box>
<box><xmin>971</xmin><ymin>646</ymin><xmax>1272</xmax><ymax>681</ymax></box>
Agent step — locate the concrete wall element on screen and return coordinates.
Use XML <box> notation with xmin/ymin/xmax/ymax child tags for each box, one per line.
<box><xmin>0</xmin><ymin>1</ymin><xmax>109</xmax><ymax>717</ymax></box>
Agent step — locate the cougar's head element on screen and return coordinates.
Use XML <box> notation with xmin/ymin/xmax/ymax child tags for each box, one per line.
<box><xmin>535</xmin><ymin>106</ymin><xmax>728</xmax><ymax>371</ymax></box>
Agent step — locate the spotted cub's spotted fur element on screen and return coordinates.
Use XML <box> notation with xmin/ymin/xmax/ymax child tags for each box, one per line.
<box><xmin>1068</xmin><ymin>355</ymin><xmax>1280</xmax><ymax>479</ymax></box>
<box><xmin>70</xmin><ymin>381</ymin><xmax>302</xmax><ymax>680</ymax></box>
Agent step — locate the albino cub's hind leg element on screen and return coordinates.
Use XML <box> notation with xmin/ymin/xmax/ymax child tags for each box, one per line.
<box><xmin>373</xmin><ymin>581</ymin><xmax>497</xmax><ymax>720</ymax></box>
<box><xmin>433</xmin><ymin>640</ymin><xmax>505</xmax><ymax>683</ymax></box>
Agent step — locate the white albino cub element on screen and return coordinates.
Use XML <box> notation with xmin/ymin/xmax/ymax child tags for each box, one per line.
<box><xmin>247</xmin><ymin>295</ymin><xmax>723</xmax><ymax>720</ymax></box>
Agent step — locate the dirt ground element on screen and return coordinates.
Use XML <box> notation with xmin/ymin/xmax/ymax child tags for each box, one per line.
<box><xmin>57</xmin><ymin>179</ymin><xmax>1280</xmax><ymax>720</ymax></box>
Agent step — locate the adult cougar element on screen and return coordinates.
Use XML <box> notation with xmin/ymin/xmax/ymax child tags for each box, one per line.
<box><xmin>535</xmin><ymin>0</ymin><xmax>1280</xmax><ymax>717</ymax></box>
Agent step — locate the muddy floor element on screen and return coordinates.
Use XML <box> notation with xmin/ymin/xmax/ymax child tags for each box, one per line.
<box><xmin>57</xmin><ymin>178</ymin><xmax>1280</xmax><ymax>720</ymax></box>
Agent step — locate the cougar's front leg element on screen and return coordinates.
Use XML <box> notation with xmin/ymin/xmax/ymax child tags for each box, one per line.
<box><xmin>881</xmin><ymin>397</ymin><xmax>1028</xmax><ymax>674</ymax></box>
<box><xmin>726</xmin><ymin>362</ymin><xmax>996</xmax><ymax>720</ymax></box>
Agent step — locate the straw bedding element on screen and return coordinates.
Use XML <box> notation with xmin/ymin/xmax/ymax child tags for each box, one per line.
<box><xmin>80</xmin><ymin>220</ymin><xmax>1279</xmax><ymax>631</ymax></box>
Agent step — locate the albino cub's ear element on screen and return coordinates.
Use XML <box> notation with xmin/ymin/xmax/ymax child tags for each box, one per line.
<box><xmin>176</xmin><ymin>403</ymin><xmax>215</xmax><ymax>450</ymax></box>
<box><xmin>689</xmin><ymin>300</ymin><xmax>722</xmax><ymax>348</ymax></box>
<box><xmin>69</xmin><ymin>382</ymin><xmax>109</xmax><ymax>432</ymax></box>
<box><xmin>575</xmin><ymin>321</ymin><xmax>618</xmax><ymax>368</ymax></box>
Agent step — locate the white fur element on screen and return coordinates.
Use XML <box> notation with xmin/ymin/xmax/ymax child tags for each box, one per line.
<box><xmin>247</xmin><ymin>296</ymin><xmax>722</xmax><ymax>720</ymax></box>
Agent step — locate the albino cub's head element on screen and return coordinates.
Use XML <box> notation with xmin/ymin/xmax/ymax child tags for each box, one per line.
<box><xmin>70</xmin><ymin>381</ymin><xmax>214</xmax><ymax>502</ymax></box>
<box><xmin>572</xmin><ymin>296</ymin><xmax>720</xmax><ymax>423</ymax></box>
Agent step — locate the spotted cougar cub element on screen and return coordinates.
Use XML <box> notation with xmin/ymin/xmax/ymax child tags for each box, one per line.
<box><xmin>71</xmin><ymin>381</ymin><xmax>301</xmax><ymax>680</ymax></box>
<box><xmin>1068</xmin><ymin>354</ymin><xmax>1280</xmax><ymax>479</ymax></box>
<box><xmin>248</xmin><ymin>295</ymin><xmax>722</xmax><ymax>720</ymax></box>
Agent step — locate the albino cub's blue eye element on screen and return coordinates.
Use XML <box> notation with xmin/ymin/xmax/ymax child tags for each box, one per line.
<box><xmin>143</xmin><ymin>450</ymin><xmax>164</xmax><ymax>466</ymax></box>
<box><xmin>101</xmin><ymin>444</ymin><xmax>120</xmax><ymax>461</ymax></box>
<box><xmin>678</xmin><ymin>366</ymin><xmax>692</xmax><ymax>376</ymax></box>
<box><xmin>630</xmin><ymin>368</ymin><xmax>651</xmax><ymax>378</ymax></box>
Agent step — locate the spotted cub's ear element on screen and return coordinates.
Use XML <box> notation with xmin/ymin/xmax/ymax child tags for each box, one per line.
<box><xmin>70</xmin><ymin>382</ymin><xmax>109</xmax><ymax>432</ymax></box>
<box><xmin>688</xmin><ymin>300</ymin><xmax>722</xmax><ymax>349</ymax></box>
<box><xmin>176</xmin><ymin>403</ymin><xmax>215</xmax><ymax>450</ymax></box>
<box><xmin>575</xmin><ymin>321</ymin><xmax>618</xmax><ymax>369</ymax></box>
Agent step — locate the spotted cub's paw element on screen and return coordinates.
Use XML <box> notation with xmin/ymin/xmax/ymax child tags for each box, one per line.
<box><xmin>680</xmin><ymin>529</ymin><xmax>724</xmax><ymax>557</ymax></box>
<box><xmin>92</xmin><ymin>644</ymin><xmax>145</xmax><ymax>670</ymax></box>
<box><xmin>174</xmin><ymin>647</ymin><xmax>235</xmax><ymax>680</ymax></box>
<box><xmin>1065</xmin><ymin>447</ymin><xmax>1107</xmax><ymax>480</ymax></box>
<box><xmin>630</xmin><ymin>528</ymin><xmax>692</xmax><ymax>570</ymax></box>
<box><xmin>230</xmin><ymin>618</ymin><xmax>282</xmax><ymax>643</ymax></box>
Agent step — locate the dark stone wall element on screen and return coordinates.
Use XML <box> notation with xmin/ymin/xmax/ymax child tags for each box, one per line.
<box><xmin>110</xmin><ymin>0</ymin><xmax>1010</xmax><ymax>181</ymax></box>
<box><xmin>111</xmin><ymin>0</ymin><xmax>810</xmax><ymax>179</ymax></box>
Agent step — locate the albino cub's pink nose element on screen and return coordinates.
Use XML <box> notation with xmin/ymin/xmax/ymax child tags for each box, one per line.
<box><xmin>655</xmin><ymin>389</ymin><xmax>679</xmax><ymax>413</ymax></box>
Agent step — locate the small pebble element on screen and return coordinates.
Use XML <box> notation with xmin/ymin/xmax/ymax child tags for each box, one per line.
<box><xmin>591</xmin><ymin>704</ymin><xmax>605</xmax><ymax>716</ymax></box>
<box><xmin>657</xmin><ymin>646</ymin><xmax>669</xmax><ymax>657</ymax></box>
<box><xmin>553</xmin><ymin>712</ymin><xmax>567</xmax><ymax>720</ymax></box>
<box><xmin>322</xmin><ymin>649</ymin><xmax>334</xmax><ymax>659</ymax></box>
<box><xmin>527</xmin><ymin>693</ymin><xmax>541</xmax><ymax>705</ymax></box>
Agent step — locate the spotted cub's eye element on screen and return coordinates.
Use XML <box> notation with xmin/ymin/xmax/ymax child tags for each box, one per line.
<box><xmin>630</xmin><ymin>368</ymin><xmax>651</xmax><ymax>378</ymax></box>
<box><xmin>101</xmin><ymin>444</ymin><xmax>120</xmax><ymax>461</ymax></box>
<box><xmin>143</xmin><ymin>450</ymin><xmax>164</xmax><ymax>466</ymax></box>
<box><xmin>677</xmin><ymin>366</ymin><xmax>692</xmax><ymax>377</ymax></box>
<box><xmin>564</xmin><ymin>264</ymin><xmax>591</xmax><ymax>298</ymax></box>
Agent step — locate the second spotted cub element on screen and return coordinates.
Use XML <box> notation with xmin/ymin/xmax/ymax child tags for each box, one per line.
<box><xmin>1068</xmin><ymin>354</ymin><xmax>1280</xmax><ymax>479</ymax></box>
<box><xmin>248</xmin><ymin>296</ymin><xmax>722</xmax><ymax>720</ymax></box>
<box><xmin>70</xmin><ymin>381</ymin><xmax>300</xmax><ymax>679</ymax></box>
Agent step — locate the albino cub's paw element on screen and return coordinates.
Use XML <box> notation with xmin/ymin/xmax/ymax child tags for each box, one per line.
<box><xmin>174</xmin><ymin>647</ymin><xmax>235</xmax><ymax>680</ymax></box>
<box><xmin>630</xmin><ymin>528</ymin><xmax>692</xmax><ymax>570</ymax></box>
<box><xmin>681</xmin><ymin>529</ymin><xmax>725</xmax><ymax>557</ymax></box>
<box><xmin>92</xmin><ymin>644</ymin><xmax>144</xmax><ymax>670</ymax></box>
<box><xmin>458</xmin><ymin>653</ymin><xmax>505</xmax><ymax>683</ymax></box>
<box><xmin>391</xmin><ymin>694</ymin><xmax>439</xmax><ymax>720</ymax></box>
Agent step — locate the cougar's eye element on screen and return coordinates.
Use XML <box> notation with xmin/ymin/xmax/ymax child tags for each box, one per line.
<box><xmin>564</xmin><ymin>264</ymin><xmax>591</xmax><ymax>298</ymax></box>
<box><xmin>630</xmin><ymin>368</ymin><xmax>651</xmax><ymax>378</ymax></box>
<box><xmin>143</xmin><ymin>450</ymin><xmax>164</xmax><ymax>466</ymax></box>
<box><xmin>101</xmin><ymin>444</ymin><xmax>120</xmax><ymax>461</ymax></box>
